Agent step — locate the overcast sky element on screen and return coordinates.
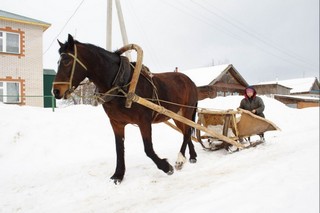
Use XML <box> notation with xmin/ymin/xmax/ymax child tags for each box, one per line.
<box><xmin>2</xmin><ymin>0</ymin><xmax>319</xmax><ymax>84</ymax></box>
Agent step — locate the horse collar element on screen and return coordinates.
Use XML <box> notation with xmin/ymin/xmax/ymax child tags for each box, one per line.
<box><xmin>94</xmin><ymin>56</ymin><xmax>132</xmax><ymax>103</ymax></box>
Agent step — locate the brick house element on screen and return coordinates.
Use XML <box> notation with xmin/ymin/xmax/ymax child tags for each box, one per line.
<box><xmin>0</xmin><ymin>10</ymin><xmax>50</xmax><ymax>106</ymax></box>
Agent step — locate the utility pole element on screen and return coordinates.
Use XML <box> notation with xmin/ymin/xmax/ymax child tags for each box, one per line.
<box><xmin>106</xmin><ymin>0</ymin><xmax>131</xmax><ymax>60</ymax></box>
<box><xmin>106</xmin><ymin>0</ymin><xmax>112</xmax><ymax>51</ymax></box>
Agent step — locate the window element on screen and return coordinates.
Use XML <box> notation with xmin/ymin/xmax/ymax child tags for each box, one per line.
<box><xmin>0</xmin><ymin>32</ymin><xmax>3</xmax><ymax>52</ymax></box>
<box><xmin>0</xmin><ymin>81</ymin><xmax>21</xmax><ymax>103</ymax></box>
<box><xmin>0</xmin><ymin>82</ymin><xmax>3</xmax><ymax>102</ymax></box>
<box><xmin>0</xmin><ymin>31</ymin><xmax>20</xmax><ymax>54</ymax></box>
<box><xmin>225</xmin><ymin>92</ymin><xmax>231</xmax><ymax>96</ymax></box>
<box><xmin>217</xmin><ymin>91</ymin><xmax>224</xmax><ymax>97</ymax></box>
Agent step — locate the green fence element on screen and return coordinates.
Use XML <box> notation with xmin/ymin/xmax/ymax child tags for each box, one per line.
<box><xmin>0</xmin><ymin>95</ymin><xmax>56</xmax><ymax>112</ymax></box>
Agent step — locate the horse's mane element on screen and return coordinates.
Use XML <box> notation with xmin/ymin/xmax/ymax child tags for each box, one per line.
<box><xmin>78</xmin><ymin>41</ymin><xmax>121</xmax><ymax>60</ymax></box>
<box><xmin>59</xmin><ymin>39</ymin><xmax>121</xmax><ymax>64</ymax></box>
<box><xmin>78</xmin><ymin>41</ymin><xmax>152</xmax><ymax>72</ymax></box>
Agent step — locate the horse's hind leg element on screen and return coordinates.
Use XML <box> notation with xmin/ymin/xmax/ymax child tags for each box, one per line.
<box><xmin>139</xmin><ymin>122</ymin><xmax>174</xmax><ymax>175</ymax></box>
<box><xmin>174</xmin><ymin>121</ymin><xmax>197</xmax><ymax>170</ymax></box>
<box><xmin>187</xmin><ymin>139</ymin><xmax>197</xmax><ymax>163</ymax></box>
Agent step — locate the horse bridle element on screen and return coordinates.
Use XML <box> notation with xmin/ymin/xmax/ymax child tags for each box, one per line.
<box><xmin>53</xmin><ymin>44</ymin><xmax>88</xmax><ymax>93</ymax></box>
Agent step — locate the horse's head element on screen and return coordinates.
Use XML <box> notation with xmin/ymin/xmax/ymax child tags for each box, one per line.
<box><xmin>52</xmin><ymin>34</ymin><xmax>88</xmax><ymax>99</ymax></box>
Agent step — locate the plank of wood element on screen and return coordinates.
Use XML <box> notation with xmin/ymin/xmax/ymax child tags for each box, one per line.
<box><xmin>131</xmin><ymin>94</ymin><xmax>244</xmax><ymax>148</ymax></box>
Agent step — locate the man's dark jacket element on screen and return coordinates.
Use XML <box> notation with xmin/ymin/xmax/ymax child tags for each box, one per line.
<box><xmin>239</xmin><ymin>86</ymin><xmax>265</xmax><ymax>118</ymax></box>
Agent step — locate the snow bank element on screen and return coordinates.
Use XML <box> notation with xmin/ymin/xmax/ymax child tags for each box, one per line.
<box><xmin>0</xmin><ymin>96</ymin><xmax>318</xmax><ymax>213</ymax></box>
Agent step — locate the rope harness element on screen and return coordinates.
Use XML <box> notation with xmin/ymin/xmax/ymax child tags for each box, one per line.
<box><xmin>52</xmin><ymin>45</ymin><xmax>88</xmax><ymax>94</ymax></box>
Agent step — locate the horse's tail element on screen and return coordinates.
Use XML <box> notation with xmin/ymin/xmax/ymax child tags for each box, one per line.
<box><xmin>191</xmin><ymin>101</ymin><xmax>198</xmax><ymax>136</ymax></box>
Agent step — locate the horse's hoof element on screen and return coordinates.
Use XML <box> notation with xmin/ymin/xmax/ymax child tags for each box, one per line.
<box><xmin>110</xmin><ymin>175</ymin><xmax>123</xmax><ymax>185</ymax></box>
<box><xmin>189</xmin><ymin>158</ymin><xmax>197</xmax><ymax>163</ymax></box>
<box><xmin>167</xmin><ymin>165</ymin><xmax>174</xmax><ymax>175</ymax></box>
<box><xmin>175</xmin><ymin>162</ymin><xmax>184</xmax><ymax>170</ymax></box>
<box><xmin>111</xmin><ymin>178</ymin><xmax>122</xmax><ymax>185</ymax></box>
<box><xmin>175</xmin><ymin>152</ymin><xmax>186</xmax><ymax>170</ymax></box>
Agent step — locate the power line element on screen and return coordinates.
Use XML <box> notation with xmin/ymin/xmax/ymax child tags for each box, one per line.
<box><xmin>43</xmin><ymin>0</ymin><xmax>86</xmax><ymax>56</ymax></box>
<box><xmin>162</xmin><ymin>0</ymin><xmax>316</xmax><ymax>73</ymax></box>
<box><xmin>162</xmin><ymin>0</ymin><xmax>248</xmax><ymax>45</ymax></box>
<box><xmin>125</xmin><ymin>0</ymin><xmax>162</xmax><ymax>70</ymax></box>
<box><xmin>195</xmin><ymin>0</ymin><xmax>316</xmax><ymax>68</ymax></box>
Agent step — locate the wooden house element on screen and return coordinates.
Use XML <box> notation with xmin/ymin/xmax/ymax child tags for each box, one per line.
<box><xmin>253</xmin><ymin>83</ymin><xmax>291</xmax><ymax>96</ymax></box>
<box><xmin>0</xmin><ymin>10</ymin><xmax>50</xmax><ymax>106</ymax></box>
<box><xmin>255</xmin><ymin>77</ymin><xmax>319</xmax><ymax>97</ymax></box>
<box><xmin>274</xmin><ymin>95</ymin><xmax>319</xmax><ymax>109</ymax></box>
<box><xmin>255</xmin><ymin>77</ymin><xmax>320</xmax><ymax>108</ymax></box>
<box><xmin>181</xmin><ymin>64</ymin><xmax>249</xmax><ymax>100</ymax></box>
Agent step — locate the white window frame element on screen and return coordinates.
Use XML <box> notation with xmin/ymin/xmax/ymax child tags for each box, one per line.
<box><xmin>0</xmin><ymin>31</ymin><xmax>20</xmax><ymax>54</ymax></box>
<box><xmin>0</xmin><ymin>32</ymin><xmax>3</xmax><ymax>52</ymax></box>
<box><xmin>0</xmin><ymin>81</ymin><xmax>21</xmax><ymax>103</ymax></box>
<box><xmin>217</xmin><ymin>91</ymin><xmax>224</xmax><ymax>97</ymax></box>
<box><xmin>233</xmin><ymin>92</ymin><xmax>239</xmax><ymax>96</ymax></box>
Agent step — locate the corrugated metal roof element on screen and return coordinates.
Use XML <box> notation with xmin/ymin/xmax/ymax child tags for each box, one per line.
<box><xmin>0</xmin><ymin>10</ymin><xmax>50</xmax><ymax>30</ymax></box>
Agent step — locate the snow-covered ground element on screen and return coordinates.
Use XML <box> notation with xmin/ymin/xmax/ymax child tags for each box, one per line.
<box><xmin>0</xmin><ymin>96</ymin><xmax>319</xmax><ymax>213</ymax></box>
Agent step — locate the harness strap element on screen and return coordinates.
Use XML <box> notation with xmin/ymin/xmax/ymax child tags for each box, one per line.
<box><xmin>65</xmin><ymin>47</ymin><xmax>88</xmax><ymax>71</ymax></box>
<box><xmin>94</xmin><ymin>56</ymin><xmax>131</xmax><ymax>103</ymax></box>
<box><xmin>52</xmin><ymin>45</ymin><xmax>88</xmax><ymax>90</ymax></box>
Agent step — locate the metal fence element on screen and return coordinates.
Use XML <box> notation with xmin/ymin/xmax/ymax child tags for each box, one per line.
<box><xmin>0</xmin><ymin>92</ymin><xmax>98</xmax><ymax>112</ymax></box>
<box><xmin>0</xmin><ymin>95</ymin><xmax>56</xmax><ymax>112</ymax></box>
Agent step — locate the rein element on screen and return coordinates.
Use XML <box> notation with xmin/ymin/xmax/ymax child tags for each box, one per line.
<box><xmin>54</xmin><ymin>44</ymin><xmax>197</xmax><ymax>110</ymax></box>
<box><xmin>53</xmin><ymin>45</ymin><xmax>88</xmax><ymax>93</ymax></box>
<box><xmin>91</xmin><ymin>88</ymin><xmax>198</xmax><ymax>110</ymax></box>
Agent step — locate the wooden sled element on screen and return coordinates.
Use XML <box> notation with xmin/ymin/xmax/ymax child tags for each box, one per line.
<box><xmin>195</xmin><ymin>108</ymin><xmax>280</xmax><ymax>151</ymax></box>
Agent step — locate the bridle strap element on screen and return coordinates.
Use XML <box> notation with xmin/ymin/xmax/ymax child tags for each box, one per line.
<box><xmin>65</xmin><ymin>45</ymin><xmax>88</xmax><ymax>71</ymax></box>
<box><xmin>53</xmin><ymin>45</ymin><xmax>88</xmax><ymax>90</ymax></box>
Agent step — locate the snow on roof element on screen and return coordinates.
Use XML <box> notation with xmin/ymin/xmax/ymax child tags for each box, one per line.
<box><xmin>181</xmin><ymin>64</ymin><xmax>230</xmax><ymax>86</ymax></box>
<box><xmin>256</xmin><ymin>77</ymin><xmax>318</xmax><ymax>93</ymax></box>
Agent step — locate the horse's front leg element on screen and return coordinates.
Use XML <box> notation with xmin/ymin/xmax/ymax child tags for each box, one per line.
<box><xmin>139</xmin><ymin>122</ymin><xmax>174</xmax><ymax>175</ymax></box>
<box><xmin>110</xmin><ymin>120</ymin><xmax>126</xmax><ymax>184</ymax></box>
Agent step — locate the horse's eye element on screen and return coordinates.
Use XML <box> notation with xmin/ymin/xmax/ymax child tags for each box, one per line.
<box><xmin>62</xmin><ymin>58</ymin><xmax>72</xmax><ymax>66</ymax></box>
<box><xmin>58</xmin><ymin>54</ymin><xmax>72</xmax><ymax>67</ymax></box>
<box><xmin>58</xmin><ymin>54</ymin><xmax>72</xmax><ymax>66</ymax></box>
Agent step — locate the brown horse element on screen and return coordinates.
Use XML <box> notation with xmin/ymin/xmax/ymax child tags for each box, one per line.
<box><xmin>53</xmin><ymin>34</ymin><xmax>198</xmax><ymax>184</ymax></box>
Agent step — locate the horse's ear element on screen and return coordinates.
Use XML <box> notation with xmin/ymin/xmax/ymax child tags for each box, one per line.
<box><xmin>67</xmin><ymin>34</ymin><xmax>75</xmax><ymax>51</ymax></box>
<box><xmin>57</xmin><ymin>39</ymin><xmax>63</xmax><ymax>47</ymax></box>
<box><xmin>68</xmin><ymin>34</ymin><xmax>74</xmax><ymax>46</ymax></box>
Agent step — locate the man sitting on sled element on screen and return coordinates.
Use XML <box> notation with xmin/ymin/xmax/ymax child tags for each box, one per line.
<box><xmin>228</xmin><ymin>86</ymin><xmax>266</xmax><ymax>152</ymax></box>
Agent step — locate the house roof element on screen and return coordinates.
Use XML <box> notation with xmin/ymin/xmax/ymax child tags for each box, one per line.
<box><xmin>181</xmin><ymin>64</ymin><xmax>248</xmax><ymax>87</ymax></box>
<box><xmin>256</xmin><ymin>77</ymin><xmax>319</xmax><ymax>93</ymax></box>
<box><xmin>43</xmin><ymin>69</ymin><xmax>56</xmax><ymax>75</ymax></box>
<box><xmin>274</xmin><ymin>94</ymin><xmax>319</xmax><ymax>102</ymax></box>
<box><xmin>253</xmin><ymin>83</ymin><xmax>292</xmax><ymax>90</ymax></box>
<box><xmin>0</xmin><ymin>10</ymin><xmax>51</xmax><ymax>31</ymax></box>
